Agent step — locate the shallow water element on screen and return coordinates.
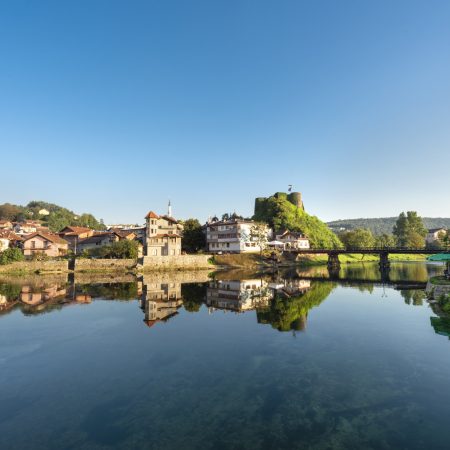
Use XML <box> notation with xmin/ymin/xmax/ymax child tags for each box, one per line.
<box><xmin>0</xmin><ymin>262</ymin><xmax>449</xmax><ymax>449</ymax></box>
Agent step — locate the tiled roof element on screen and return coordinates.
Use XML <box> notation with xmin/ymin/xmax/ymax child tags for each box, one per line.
<box><xmin>161</xmin><ymin>215</ymin><xmax>179</xmax><ymax>224</ymax></box>
<box><xmin>0</xmin><ymin>230</ymin><xmax>22</xmax><ymax>241</ymax></box>
<box><xmin>151</xmin><ymin>233</ymin><xmax>181</xmax><ymax>238</ymax></box>
<box><xmin>22</xmin><ymin>232</ymin><xmax>68</xmax><ymax>245</ymax></box>
<box><xmin>146</xmin><ymin>211</ymin><xmax>160</xmax><ymax>219</ymax></box>
<box><xmin>61</xmin><ymin>226</ymin><xmax>92</xmax><ymax>235</ymax></box>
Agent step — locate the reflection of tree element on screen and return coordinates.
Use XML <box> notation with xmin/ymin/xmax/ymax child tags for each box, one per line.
<box><xmin>257</xmin><ymin>282</ymin><xmax>335</xmax><ymax>332</ymax></box>
<box><xmin>77</xmin><ymin>282</ymin><xmax>138</xmax><ymax>300</ymax></box>
<box><xmin>430</xmin><ymin>316</ymin><xmax>450</xmax><ymax>338</ymax></box>
<box><xmin>181</xmin><ymin>283</ymin><xmax>206</xmax><ymax>312</ymax></box>
<box><xmin>0</xmin><ymin>283</ymin><xmax>21</xmax><ymax>301</ymax></box>
<box><xmin>400</xmin><ymin>290</ymin><xmax>425</xmax><ymax>306</ymax></box>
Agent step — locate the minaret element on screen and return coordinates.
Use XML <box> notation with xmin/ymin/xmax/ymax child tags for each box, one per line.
<box><xmin>168</xmin><ymin>200</ymin><xmax>172</xmax><ymax>217</ymax></box>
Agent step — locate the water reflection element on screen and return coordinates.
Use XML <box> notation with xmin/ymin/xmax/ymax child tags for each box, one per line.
<box><xmin>0</xmin><ymin>262</ymin><xmax>447</xmax><ymax>337</ymax></box>
<box><xmin>1</xmin><ymin>262</ymin><xmax>450</xmax><ymax>449</ymax></box>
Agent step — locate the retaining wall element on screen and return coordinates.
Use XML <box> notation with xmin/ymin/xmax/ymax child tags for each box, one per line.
<box><xmin>74</xmin><ymin>259</ymin><xmax>136</xmax><ymax>272</ymax></box>
<box><xmin>0</xmin><ymin>260</ymin><xmax>69</xmax><ymax>273</ymax></box>
<box><xmin>140</xmin><ymin>255</ymin><xmax>212</xmax><ymax>271</ymax></box>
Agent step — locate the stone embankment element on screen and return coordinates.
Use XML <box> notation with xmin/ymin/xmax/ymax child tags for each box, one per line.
<box><xmin>426</xmin><ymin>281</ymin><xmax>450</xmax><ymax>300</ymax></box>
<box><xmin>0</xmin><ymin>255</ymin><xmax>214</xmax><ymax>274</ymax></box>
<box><xmin>139</xmin><ymin>255</ymin><xmax>212</xmax><ymax>271</ymax></box>
<box><xmin>0</xmin><ymin>260</ymin><xmax>69</xmax><ymax>274</ymax></box>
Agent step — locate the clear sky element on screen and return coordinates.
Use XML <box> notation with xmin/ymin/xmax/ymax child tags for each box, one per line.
<box><xmin>1</xmin><ymin>0</ymin><xmax>449</xmax><ymax>225</ymax></box>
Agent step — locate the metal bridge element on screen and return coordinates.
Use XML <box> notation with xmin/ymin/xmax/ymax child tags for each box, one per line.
<box><xmin>285</xmin><ymin>247</ymin><xmax>446</xmax><ymax>269</ymax></box>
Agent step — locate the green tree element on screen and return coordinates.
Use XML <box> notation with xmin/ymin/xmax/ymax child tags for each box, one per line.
<box><xmin>91</xmin><ymin>240</ymin><xmax>139</xmax><ymax>259</ymax></box>
<box><xmin>375</xmin><ymin>233</ymin><xmax>396</xmax><ymax>248</ymax></box>
<box><xmin>393</xmin><ymin>211</ymin><xmax>427</xmax><ymax>248</ymax></box>
<box><xmin>339</xmin><ymin>228</ymin><xmax>375</xmax><ymax>249</ymax></box>
<box><xmin>0</xmin><ymin>248</ymin><xmax>25</xmax><ymax>265</ymax></box>
<box><xmin>253</xmin><ymin>194</ymin><xmax>342</xmax><ymax>249</ymax></box>
<box><xmin>182</xmin><ymin>219</ymin><xmax>206</xmax><ymax>253</ymax></box>
<box><xmin>250</xmin><ymin>223</ymin><xmax>269</xmax><ymax>255</ymax></box>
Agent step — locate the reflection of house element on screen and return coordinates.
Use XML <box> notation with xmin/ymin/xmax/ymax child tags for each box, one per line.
<box><xmin>426</xmin><ymin>228</ymin><xmax>447</xmax><ymax>245</ymax></box>
<box><xmin>269</xmin><ymin>278</ymin><xmax>311</xmax><ymax>297</ymax></box>
<box><xmin>275</xmin><ymin>231</ymin><xmax>310</xmax><ymax>250</ymax></box>
<box><xmin>206</xmin><ymin>218</ymin><xmax>271</xmax><ymax>254</ymax></box>
<box><xmin>140</xmin><ymin>280</ymin><xmax>183</xmax><ymax>327</ymax></box>
<box><xmin>59</xmin><ymin>226</ymin><xmax>94</xmax><ymax>252</ymax></box>
<box><xmin>144</xmin><ymin>209</ymin><xmax>183</xmax><ymax>257</ymax></box>
<box><xmin>22</xmin><ymin>232</ymin><xmax>68</xmax><ymax>257</ymax></box>
<box><xmin>206</xmin><ymin>279</ymin><xmax>273</xmax><ymax>312</ymax></box>
<box><xmin>20</xmin><ymin>285</ymin><xmax>67</xmax><ymax>305</ymax></box>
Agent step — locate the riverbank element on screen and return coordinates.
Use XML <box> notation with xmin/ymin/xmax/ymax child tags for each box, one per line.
<box><xmin>213</xmin><ymin>252</ymin><xmax>428</xmax><ymax>268</ymax></box>
<box><xmin>0</xmin><ymin>252</ymin><xmax>429</xmax><ymax>275</ymax></box>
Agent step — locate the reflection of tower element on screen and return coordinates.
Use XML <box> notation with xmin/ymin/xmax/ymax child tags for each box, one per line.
<box><xmin>140</xmin><ymin>278</ymin><xmax>183</xmax><ymax>327</ymax></box>
<box><xmin>168</xmin><ymin>200</ymin><xmax>172</xmax><ymax>217</ymax></box>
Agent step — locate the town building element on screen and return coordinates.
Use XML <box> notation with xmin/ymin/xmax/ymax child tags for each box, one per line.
<box><xmin>275</xmin><ymin>230</ymin><xmax>310</xmax><ymax>250</ymax></box>
<box><xmin>0</xmin><ymin>220</ymin><xmax>13</xmax><ymax>230</ymax></box>
<box><xmin>144</xmin><ymin>209</ymin><xmax>183</xmax><ymax>257</ymax></box>
<box><xmin>206</xmin><ymin>218</ymin><xmax>271</xmax><ymax>254</ymax></box>
<box><xmin>76</xmin><ymin>231</ymin><xmax>122</xmax><ymax>253</ymax></box>
<box><xmin>426</xmin><ymin>228</ymin><xmax>447</xmax><ymax>245</ymax></box>
<box><xmin>0</xmin><ymin>230</ymin><xmax>22</xmax><ymax>252</ymax></box>
<box><xmin>22</xmin><ymin>232</ymin><xmax>68</xmax><ymax>257</ymax></box>
<box><xmin>59</xmin><ymin>226</ymin><xmax>95</xmax><ymax>252</ymax></box>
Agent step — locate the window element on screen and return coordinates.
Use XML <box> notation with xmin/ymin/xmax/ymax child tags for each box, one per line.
<box><xmin>31</xmin><ymin>241</ymin><xmax>36</xmax><ymax>249</ymax></box>
<box><xmin>153</xmin><ymin>249</ymin><xmax>158</xmax><ymax>255</ymax></box>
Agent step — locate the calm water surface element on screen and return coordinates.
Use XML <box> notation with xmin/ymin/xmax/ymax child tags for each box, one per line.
<box><xmin>0</xmin><ymin>262</ymin><xmax>449</xmax><ymax>450</ymax></box>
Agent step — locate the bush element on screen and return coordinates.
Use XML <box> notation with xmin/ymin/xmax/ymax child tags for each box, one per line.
<box><xmin>0</xmin><ymin>247</ymin><xmax>25</xmax><ymax>265</ymax></box>
<box><xmin>88</xmin><ymin>240</ymin><xmax>139</xmax><ymax>259</ymax></box>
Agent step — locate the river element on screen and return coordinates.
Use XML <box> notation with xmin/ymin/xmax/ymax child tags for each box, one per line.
<box><xmin>0</xmin><ymin>262</ymin><xmax>449</xmax><ymax>449</ymax></box>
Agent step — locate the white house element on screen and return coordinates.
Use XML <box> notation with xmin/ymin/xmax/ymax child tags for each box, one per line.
<box><xmin>426</xmin><ymin>228</ymin><xmax>447</xmax><ymax>245</ymax></box>
<box><xmin>275</xmin><ymin>231</ymin><xmax>310</xmax><ymax>250</ymax></box>
<box><xmin>206</xmin><ymin>218</ymin><xmax>271</xmax><ymax>254</ymax></box>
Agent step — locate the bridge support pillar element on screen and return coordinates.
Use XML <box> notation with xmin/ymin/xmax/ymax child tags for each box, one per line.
<box><xmin>379</xmin><ymin>252</ymin><xmax>390</xmax><ymax>270</ymax></box>
<box><xmin>328</xmin><ymin>253</ymin><xmax>341</xmax><ymax>268</ymax></box>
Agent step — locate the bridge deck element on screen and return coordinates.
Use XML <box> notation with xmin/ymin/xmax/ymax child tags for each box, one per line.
<box><xmin>287</xmin><ymin>248</ymin><xmax>442</xmax><ymax>255</ymax></box>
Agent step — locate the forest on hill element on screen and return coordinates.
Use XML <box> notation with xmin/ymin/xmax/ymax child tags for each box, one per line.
<box><xmin>327</xmin><ymin>217</ymin><xmax>450</xmax><ymax>235</ymax></box>
<box><xmin>253</xmin><ymin>192</ymin><xmax>342</xmax><ymax>248</ymax></box>
<box><xmin>0</xmin><ymin>201</ymin><xmax>106</xmax><ymax>232</ymax></box>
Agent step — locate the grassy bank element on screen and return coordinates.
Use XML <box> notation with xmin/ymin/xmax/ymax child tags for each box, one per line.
<box><xmin>297</xmin><ymin>253</ymin><xmax>427</xmax><ymax>266</ymax></box>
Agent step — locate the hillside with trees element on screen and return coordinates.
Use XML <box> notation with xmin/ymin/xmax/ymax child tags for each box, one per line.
<box><xmin>253</xmin><ymin>192</ymin><xmax>342</xmax><ymax>248</ymax></box>
<box><xmin>328</xmin><ymin>217</ymin><xmax>450</xmax><ymax>235</ymax></box>
<box><xmin>0</xmin><ymin>201</ymin><xmax>106</xmax><ymax>232</ymax></box>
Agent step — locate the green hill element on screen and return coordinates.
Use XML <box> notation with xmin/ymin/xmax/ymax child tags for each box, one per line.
<box><xmin>253</xmin><ymin>192</ymin><xmax>342</xmax><ymax>248</ymax></box>
<box><xmin>0</xmin><ymin>201</ymin><xmax>106</xmax><ymax>232</ymax></box>
<box><xmin>327</xmin><ymin>217</ymin><xmax>450</xmax><ymax>235</ymax></box>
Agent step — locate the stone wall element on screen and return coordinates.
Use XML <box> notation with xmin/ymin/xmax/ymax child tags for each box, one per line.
<box><xmin>74</xmin><ymin>259</ymin><xmax>136</xmax><ymax>272</ymax></box>
<box><xmin>426</xmin><ymin>282</ymin><xmax>450</xmax><ymax>299</ymax></box>
<box><xmin>0</xmin><ymin>260</ymin><xmax>69</xmax><ymax>274</ymax></box>
<box><xmin>140</xmin><ymin>270</ymin><xmax>211</xmax><ymax>284</ymax></box>
<box><xmin>140</xmin><ymin>255</ymin><xmax>212</xmax><ymax>271</ymax></box>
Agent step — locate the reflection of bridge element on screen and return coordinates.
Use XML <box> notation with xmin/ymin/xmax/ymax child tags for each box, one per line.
<box><xmin>286</xmin><ymin>248</ymin><xmax>442</xmax><ymax>269</ymax></box>
<box><xmin>293</xmin><ymin>274</ymin><xmax>426</xmax><ymax>289</ymax></box>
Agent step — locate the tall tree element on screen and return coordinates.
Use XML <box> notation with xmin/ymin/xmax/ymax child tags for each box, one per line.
<box><xmin>182</xmin><ymin>219</ymin><xmax>206</xmax><ymax>253</ymax></box>
<box><xmin>393</xmin><ymin>211</ymin><xmax>427</xmax><ymax>248</ymax></box>
<box><xmin>339</xmin><ymin>228</ymin><xmax>375</xmax><ymax>249</ymax></box>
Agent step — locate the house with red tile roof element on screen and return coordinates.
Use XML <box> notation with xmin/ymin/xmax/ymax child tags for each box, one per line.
<box><xmin>59</xmin><ymin>226</ymin><xmax>95</xmax><ymax>252</ymax></box>
<box><xmin>0</xmin><ymin>230</ymin><xmax>22</xmax><ymax>252</ymax></box>
<box><xmin>22</xmin><ymin>232</ymin><xmax>68</xmax><ymax>257</ymax></box>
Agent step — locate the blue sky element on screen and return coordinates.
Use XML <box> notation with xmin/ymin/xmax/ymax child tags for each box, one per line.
<box><xmin>1</xmin><ymin>0</ymin><xmax>449</xmax><ymax>225</ymax></box>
